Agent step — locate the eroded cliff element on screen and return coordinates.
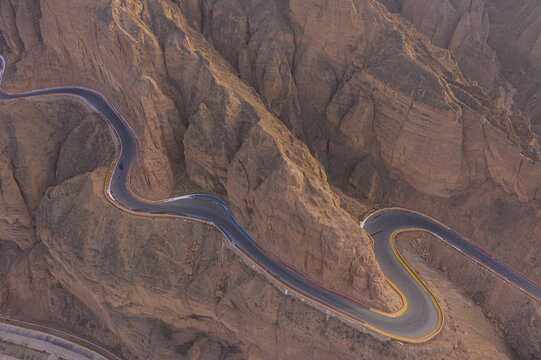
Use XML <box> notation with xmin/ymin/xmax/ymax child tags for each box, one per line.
<box><xmin>378</xmin><ymin>0</ymin><xmax>541</xmax><ymax>135</ymax></box>
<box><xmin>0</xmin><ymin>0</ymin><xmax>539</xmax><ymax>358</ymax></box>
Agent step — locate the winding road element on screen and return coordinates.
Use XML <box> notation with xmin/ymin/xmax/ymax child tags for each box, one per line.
<box><xmin>0</xmin><ymin>55</ymin><xmax>540</xmax><ymax>357</ymax></box>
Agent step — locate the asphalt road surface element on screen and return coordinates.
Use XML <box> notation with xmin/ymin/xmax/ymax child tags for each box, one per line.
<box><xmin>0</xmin><ymin>320</ymin><xmax>116</xmax><ymax>360</ymax></box>
<box><xmin>0</xmin><ymin>55</ymin><xmax>539</xmax><ymax>348</ymax></box>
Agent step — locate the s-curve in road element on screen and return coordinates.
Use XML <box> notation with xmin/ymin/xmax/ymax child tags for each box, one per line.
<box><xmin>0</xmin><ymin>55</ymin><xmax>540</xmax><ymax>346</ymax></box>
<box><xmin>362</xmin><ymin>208</ymin><xmax>541</xmax><ymax>306</ymax></box>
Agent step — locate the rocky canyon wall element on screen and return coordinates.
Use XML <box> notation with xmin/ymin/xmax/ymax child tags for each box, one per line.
<box><xmin>378</xmin><ymin>0</ymin><xmax>541</xmax><ymax>135</ymax></box>
<box><xmin>0</xmin><ymin>0</ymin><xmax>539</xmax><ymax>358</ymax></box>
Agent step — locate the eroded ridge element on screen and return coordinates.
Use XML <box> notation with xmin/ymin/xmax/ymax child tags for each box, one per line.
<box><xmin>0</xmin><ymin>55</ymin><xmax>539</xmax><ymax>347</ymax></box>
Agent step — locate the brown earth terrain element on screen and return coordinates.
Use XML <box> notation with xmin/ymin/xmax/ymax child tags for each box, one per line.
<box><xmin>378</xmin><ymin>0</ymin><xmax>541</xmax><ymax>135</ymax></box>
<box><xmin>0</xmin><ymin>0</ymin><xmax>539</xmax><ymax>359</ymax></box>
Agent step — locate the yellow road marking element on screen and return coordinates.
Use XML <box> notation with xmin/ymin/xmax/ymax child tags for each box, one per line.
<box><xmin>369</xmin><ymin>276</ymin><xmax>408</xmax><ymax>317</ymax></box>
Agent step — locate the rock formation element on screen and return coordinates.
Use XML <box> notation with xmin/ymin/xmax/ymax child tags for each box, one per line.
<box><xmin>379</xmin><ymin>0</ymin><xmax>541</xmax><ymax>134</ymax></box>
<box><xmin>0</xmin><ymin>0</ymin><xmax>539</xmax><ymax>358</ymax></box>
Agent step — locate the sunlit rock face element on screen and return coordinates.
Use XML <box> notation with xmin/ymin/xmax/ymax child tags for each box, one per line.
<box><xmin>0</xmin><ymin>0</ymin><xmax>539</xmax><ymax>358</ymax></box>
